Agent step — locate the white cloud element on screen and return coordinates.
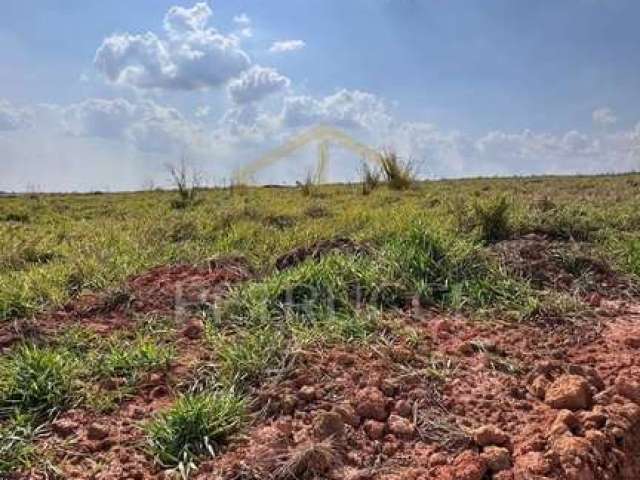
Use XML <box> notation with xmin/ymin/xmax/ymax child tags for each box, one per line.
<box><xmin>592</xmin><ymin>107</ymin><xmax>617</xmax><ymax>127</ymax></box>
<box><xmin>281</xmin><ymin>89</ymin><xmax>392</xmax><ymax>131</ymax></box>
<box><xmin>228</xmin><ymin>65</ymin><xmax>290</xmax><ymax>104</ymax></box>
<box><xmin>233</xmin><ymin>13</ymin><xmax>251</xmax><ymax>25</ymax></box>
<box><xmin>269</xmin><ymin>40</ymin><xmax>306</xmax><ymax>53</ymax></box>
<box><xmin>63</xmin><ymin>97</ymin><xmax>204</xmax><ymax>154</ymax></box>
<box><xmin>194</xmin><ymin>105</ymin><xmax>211</xmax><ymax>117</ymax></box>
<box><xmin>0</xmin><ymin>99</ymin><xmax>32</xmax><ymax>131</ymax></box>
<box><xmin>94</xmin><ymin>2</ymin><xmax>251</xmax><ymax>90</ymax></box>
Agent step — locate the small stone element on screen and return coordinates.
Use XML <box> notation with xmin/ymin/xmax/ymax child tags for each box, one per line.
<box><xmin>87</xmin><ymin>423</ymin><xmax>109</xmax><ymax>441</ymax></box>
<box><xmin>452</xmin><ymin>450</ymin><xmax>487</xmax><ymax>480</ymax></box>
<box><xmin>514</xmin><ymin>451</ymin><xmax>552</xmax><ymax>476</ymax></box>
<box><xmin>545</xmin><ymin>374</ymin><xmax>593</xmax><ymax>411</ymax></box>
<box><xmin>549</xmin><ymin>409</ymin><xmax>579</xmax><ymax>437</ymax></box>
<box><xmin>313</xmin><ymin>411</ymin><xmax>345</xmax><ymax>440</ymax></box>
<box><xmin>386</xmin><ymin>414</ymin><xmax>415</xmax><ymax>439</ymax></box>
<box><xmin>429</xmin><ymin>452</ymin><xmax>449</xmax><ymax>466</ymax></box>
<box><xmin>615</xmin><ymin>375</ymin><xmax>640</xmax><ymax>404</ymax></box>
<box><xmin>298</xmin><ymin>385</ymin><xmax>317</xmax><ymax>402</ymax></box>
<box><xmin>473</xmin><ymin>425</ymin><xmax>510</xmax><ymax>447</ymax></box>
<box><xmin>355</xmin><ymin>387</ymin><xmax>388</xmax><ymax>421</ymax></box>
<box><xmin>528</xmin><ymin>375</ymin><xmax>550</xmax><ymax>400</ymax></box>
<box><xmin>481</xmin><ymin>446</ymin><xmax>512</xmax><ymax>473</ymax></box>
<box><xmin>394</xmin><ymin>399</ymin><xmax>413</xmax><ymax>417</ymax></box>
<box><xmin>52</xmin><ymin>418</ymin><xmax>79</xmax><ymax>438</ymax></box>
<box><xmin>333</xmin><ymin>403</ymin><xmax>360</xmax><ymax>426</ymax></box>
<box><xmin>364</xmin><ymin>420</ymin><xmax>385</xmax><ymax>440</ymax></box>
<box><xmin>181</xmin><ymin>318</ymin><xmax>204</xmax><ymax>339</ymax></box>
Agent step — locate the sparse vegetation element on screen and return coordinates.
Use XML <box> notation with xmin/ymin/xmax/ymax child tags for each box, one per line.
<box><xmin>2</xmin><ymin>173</ymin><xmax>640</xmax><ymax>478</ymax></box>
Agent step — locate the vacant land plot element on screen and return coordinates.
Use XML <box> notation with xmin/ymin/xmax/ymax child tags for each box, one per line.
<box><xmin>2</xmin><ymin>174</ymin><xmax>640</xmax><ymax>479</ymax></box>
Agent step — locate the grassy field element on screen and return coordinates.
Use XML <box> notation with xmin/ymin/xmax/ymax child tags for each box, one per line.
<box><xmin>1</xmin><ymin>173</ymin><xmax>640</xmax><ymax>477</ymax></box>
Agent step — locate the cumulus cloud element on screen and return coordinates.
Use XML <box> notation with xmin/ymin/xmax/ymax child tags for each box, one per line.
<box><xmin>281</xmin><ymin>89</ymin><xmax>392</xmax><ymax>131</ymax></box>
<box><xmin>228</xmin><ymin>66</ymin><xmax>290</xmax><ymax>104</ymax></box>
<box><xmin>269</xmin><ymin>40</ymin><xmax>305</xmax><ymax>53</ymax></box>
<box><xmin>63</xmin><ymin>98</ymin><xmax>204</xmax><ymax>154</ymax></box>
<box><xmin>94</xmin><ymin>2</ymin><xmax>251</xmax><ymax>90</ymax></box>
<box><xmin>592</xmin><ymin>107</ymin><xmax>617</xmax><ymax>127</ymax></box>
<box><xmin>0</xmin><ymin>99</ymin><xmax>32</xmax><ymax>131</ymax></box>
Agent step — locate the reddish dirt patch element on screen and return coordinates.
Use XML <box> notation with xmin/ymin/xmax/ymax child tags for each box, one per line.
<box><xmin>275</xmin><ymin>237</ymin><xmax>370</xmax><ymax>270</ymax></box>
<box><xmin>196</xmin><ymin>305</ymin><xmax>640</xmax><ymax>480</ymax></box>
<box><xmin>0</xmin><ymin>257</ymin><xmax>251</xmax><ymax>345</ymax></box>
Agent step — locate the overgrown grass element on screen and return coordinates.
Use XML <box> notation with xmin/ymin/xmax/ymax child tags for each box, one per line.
<box><xmin>146</xmin><ymin>391</ymin><xmax>246</xmax><ymax>468</ymax></box>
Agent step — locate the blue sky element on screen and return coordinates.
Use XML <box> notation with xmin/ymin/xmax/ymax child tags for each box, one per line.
<box><xmin>1</xmin><ymin>0</ymin><xmax>639</xmax><ymax>191</ymax></box>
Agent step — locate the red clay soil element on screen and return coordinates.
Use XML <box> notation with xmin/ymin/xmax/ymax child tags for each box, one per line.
<box><xmin>199</xmin><ymin>302</ymin><xmax>640</xmax><ymax>480</ymax></box>
<box><xmin>0</xmin><ymin>257</ymin><xmax>251</xmax><ymax>345</ymax></box>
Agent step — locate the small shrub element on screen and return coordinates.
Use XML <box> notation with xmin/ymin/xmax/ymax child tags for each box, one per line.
<box><xmin>146</xmin><ymin>391</ymin><xmax>246</xmax><ymax>467</ymax></box>
<box><xmin>378</xmin><ymin>150</ymin><xmax>416</xmax><ymax>190</ymax></box>
<box><xmin>0</xmin><ymin>346</ymin><xmax>80</xmax><ymax>418</ymax></box>
<box><xmin>474</xmin><ymin>196</ymin><xmax>512</xmax><ymax>243</ymax></box>
<box><xmin>296</xmin><ymin>170</ymin><xmax>316</xmax><ymax>197</ymax></box>
<box><xmin>166</xmin><ymin>158</ymin><xmax>203</xmax><ymax>209</ymax></box>
<box><xmin>360</xmin><ymin>162</ymin><xmax>381</xmax><ymax>195</ymax></box>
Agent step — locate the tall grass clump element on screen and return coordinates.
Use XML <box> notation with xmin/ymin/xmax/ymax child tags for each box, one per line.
<box><xmin>146</xmin><ymin>391</ymin><xmax>246</xmax><ymax>468</ymax></box>
<box><xmin>472</xmin><ymin>196</ymin><xmax>512</xmax><ymax>243</ymax></box>
<box><xmin>0</xmin><ymin>345</ymin><xmax>80</xmax><ymax>419</ymax></box>
<box><xmin>384</xmin><ymin>223</ymin><xmax>538</xmax><ymax>315</ymax></box>
<box><xmin>378</xmin><ymin>150</ymin><xmax>416</xmax><ymax>190</ymax></box>
<box><xmin>360</xmin><ymin>162</ymin><xmax>381</xmax><ymax>195</ymax></box>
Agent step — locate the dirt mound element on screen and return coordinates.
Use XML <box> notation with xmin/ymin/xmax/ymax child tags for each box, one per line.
<box><xmin>275</xmin><ymin>237</ymin><xmax>370</xmax><ymax>270</ymax></box>
<box><xmin>492</xmin><ymin>234</ymin><xmax>636</xmax><ymax>300</ymax></box>
<box><xmin>126</xmin><ymin>256</ymin><xmax>251</xmax><ymax>314</ymax></box>
<box><xmin>0</xmin><ymin>257</ymin><xmax>252</xmax><ymax>344</ymax></box>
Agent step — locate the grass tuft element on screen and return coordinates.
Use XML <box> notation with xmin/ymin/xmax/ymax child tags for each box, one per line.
<box><xmin>0</xmin><ymin>345</ymin><xmax>80</xmax><ymax>419</ymax></box>
<box><xmin>146</xmin><ymin>391</ymin><xmax>246</xmax><ymax>468</ymax></box>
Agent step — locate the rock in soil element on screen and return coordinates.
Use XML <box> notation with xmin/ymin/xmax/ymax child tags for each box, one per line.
<box><xmin>545</xmin><ymin>374</ymin><xmax>593</xmax><ymax>411</ymax></box>
<box><xmin>355</xmin><ymin>387</ymin><xmax>388</xmax><ymax>421</ymax></box>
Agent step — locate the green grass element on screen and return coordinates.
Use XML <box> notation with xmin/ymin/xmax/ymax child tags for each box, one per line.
<box><xmin>1</xmin><ymin>174</ymin><xmax>639</xmax><ymax>321</ymax></box>
<box><xmin>0</xmin><ymin>345</ymin><xmax>80</xmax><ymax>419</ymax></box>
<box><xmin>145</xmin><ymin>391</ymin><xmax>247</xmax><ymax>468</ymax></box>
<box><xmin>211</xmin><ymin>326</ymin><xmax>288</xmax><ymax>388</ymax></box>
<box><xmin>95</xmin><ymin>336</ymin><xmax>174</xmax><ymax>383</ymax></box>
<box><xmin>0</xmin><ymin>413</ymin><xmax>49</xmax><ymax>475</ymax></box>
